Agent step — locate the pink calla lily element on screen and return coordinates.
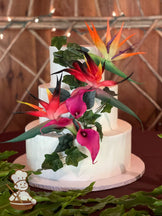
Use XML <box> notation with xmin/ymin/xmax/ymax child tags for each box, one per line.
<box><xmin>76</xmin><ymin>128</ymin><xmax>100</xmax><ymax>164</ymax></box>
<box><xmin>66</xmin><ymin>89</ymin><xmax>92</xmax><ymax>119</ymax></box>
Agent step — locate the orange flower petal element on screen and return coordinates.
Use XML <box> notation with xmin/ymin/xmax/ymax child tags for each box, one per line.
<box><xmin>17</xmin><ymin>100</ymin><xmax>43</xmax><ymax>111</ymax></box>
<box><xmin>109</xmin><ymin>23</ymin><xmax>124</xmax><ymax>58</ymax></box>
<box><xmin>113</xmin><ymin>52</ymin><xmax>145</xmax><ymax>61</ymax></box>
<box><xmin>46</xmin><ymin>88</ymin><xmax>53</xmax><ymax>102</ymax></box>
<box><xmin>96</xmin><ymin>62</ymin><xmax>103</xmax><ymax>82</ymax></box>
<box><xmin>118</xmin><ymin>33</ymin><xmax>136</xmax><ymax>47</ymax></box>
<box><xmin>86</xmin><ymin>22</ymin><xmax>108</xmax><ymax>58</ymax></box>
<box><xmin>106</xmin><ymin>20</ymin><xmax>111</xmax><ymax>44</ymax></box>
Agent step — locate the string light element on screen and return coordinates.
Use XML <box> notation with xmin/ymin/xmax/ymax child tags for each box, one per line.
<box><xmin>50</xmin><ymin>8</ymin><xmax>55</xmax><ymax>14</ymax></box>
<box><xmin>7</xmin><ymin>17</ymin><xmax>12</xmax><ymax>22</ymax></box>
<box><xmin>51</xmin><ymin>27</ymin><xmax>56</xmax><ymax>32</ymax></box>
<box><xmin>0</xmin><ymin>33</ymin><xmax>4</xmax><ymax>40</ymax></box>
<box><xmin>34</xmin><ymin>17</ymin><xmax>39</xmax><ymax>23</ymax></box>
<box><xmin>67</xmin><ymin>32</ymin><xmax>71</xmax><ymax>37</ymax></box>
<box><xmin>1</xmin><ymin>10</ymin><xmax>58</xmax><ymax>39</ymax></box>
<box><xmin>0</xmin><ymin>9</ymin><xmax>126</xmax><ymax>40</ymax></box>
<box><xmin>120</xmin><ymin>11</ymin><xmax>124</xmax><ymax>16</ymax></box>
<box><xmin>112</xmin><ymin>11</ymin><xmax>116</xmax><ymax>17</ymax></box>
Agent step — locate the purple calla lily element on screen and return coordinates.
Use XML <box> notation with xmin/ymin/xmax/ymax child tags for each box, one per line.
<box><xmin>76</xmin><ymin>128</ymin><xmax>100</xmax><ymax>164</ymax></box>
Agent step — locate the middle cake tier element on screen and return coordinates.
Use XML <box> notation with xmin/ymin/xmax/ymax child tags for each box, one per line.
<box><xmin>38</xmin><ymin>83</ymin><xmax>118</xmax><ymax>133</ymax></box>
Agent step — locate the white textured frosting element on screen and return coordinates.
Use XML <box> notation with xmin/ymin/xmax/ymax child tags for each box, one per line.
<box><xmin>25</xmin><ymin>45</ymin><xmax>132</xmax><ymax>183</ymax></box>
<box><xmin>26</xmin><ymin>119</ymin><xmax>131</xmax><ymax>181</ymax></box>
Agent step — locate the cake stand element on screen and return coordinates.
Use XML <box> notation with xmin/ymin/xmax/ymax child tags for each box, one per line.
<box><xmin>14</xmin><ymin>154</ymin><xmax>145</xmax><ymax>191</ymax></box>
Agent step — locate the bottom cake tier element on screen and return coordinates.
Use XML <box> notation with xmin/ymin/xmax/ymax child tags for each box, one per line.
<box><xmin>25</xmin><ymin>119</ymin><xmax>132</xmax><ymax>181</ymax></box>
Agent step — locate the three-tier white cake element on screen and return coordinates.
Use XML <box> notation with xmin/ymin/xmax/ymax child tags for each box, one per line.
<box><xmin>25</xmin><ymin>46</ymin><xmax>132</xmax><ymax>182</ymax></box>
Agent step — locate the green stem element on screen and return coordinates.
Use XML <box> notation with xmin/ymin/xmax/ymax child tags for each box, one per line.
<box><xmin>34</xmin><ymin>196</ymin><xmax>51</xmax><ymax>202</ymax></box>
<box><xmin>0</xmin><ymin>171</ymin><xmax>9</xmax><ymax>177</ymax></box>
<box><xmin>89</xmin><ymin>53</ymin><xmax>138</xmax><ymax>83</ymax></box>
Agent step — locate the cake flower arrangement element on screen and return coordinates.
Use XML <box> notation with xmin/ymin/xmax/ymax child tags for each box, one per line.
<box><xmin>7</xmin><ymin>21</ymin><xmax>144</xmax><ymax>171</ymax></box>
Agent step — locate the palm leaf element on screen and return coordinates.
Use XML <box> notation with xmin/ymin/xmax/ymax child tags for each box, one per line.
<box><xmin>96</xmin><ymin>88</ymin><xmax>142</xmax><ymax>127</ymax></box>
<box><xmin>4</xmin><ymin>121</ymin><xmax>56</xmax><ymax>143</ymax></box>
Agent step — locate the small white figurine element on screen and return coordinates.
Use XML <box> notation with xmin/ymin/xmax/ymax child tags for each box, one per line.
<box><xmin>9</xmin><ymin>170</ymin><xmax>36</xmax><ymax>210</ymax></box>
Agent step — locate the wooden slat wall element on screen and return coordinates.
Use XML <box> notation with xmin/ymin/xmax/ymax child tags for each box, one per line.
<box><xmin>0</xmin><ymin>0</ymin><xmax>161</xmax><ymax>132</ymax></box>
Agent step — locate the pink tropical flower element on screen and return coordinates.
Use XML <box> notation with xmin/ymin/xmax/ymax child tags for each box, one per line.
<box><xmin>17</xmin><ymin>77</ymin><xmax>70</xmax><ymax>128</ymax></box>
<box><xmin>18</xmin><ymin>77</ymin><xmax>101</xmax><ymax>163</ymax></box>
<box><xmin>66</xmin><ymin>89</ymin><xmax>92</xmax><ymax>119</ymax></box>
<box><xmin>76</xmin><ymin>128</ymin><xmax>100</xmax><ymax>163</ymax></box>
<box><xmin>86</xmin><ymin>21</ymin><xmax>145</xmax><ymax>61</ymax></box>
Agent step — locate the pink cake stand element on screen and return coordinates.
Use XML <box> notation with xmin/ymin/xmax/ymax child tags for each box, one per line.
<box><xmin>14</xmin><ymin>154</ymin><xmax>145</xmax><ymax>191</ymax></box>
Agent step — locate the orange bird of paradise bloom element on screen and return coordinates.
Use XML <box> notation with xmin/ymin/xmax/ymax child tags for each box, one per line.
<box><xmin>86</xmin><ymin>21</ymin><xmax>145</xmax><ymax>61</ymax></box>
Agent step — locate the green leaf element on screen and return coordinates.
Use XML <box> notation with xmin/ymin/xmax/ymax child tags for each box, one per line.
<box><xmin>0</xmin><ymin>161</ymin><xmax>24</xmax><ymax>172</ymax></box>
<box><xmin>101</xmin><ymin>101</ymin><xmax>113</xmax><ymax>113</ymax></box>
<box><xmin>0</xmin><ymin>161</ymin><xmax>24</xmax><ymax>178</ymax></box>
<box><xmin>62</xmin><ymin>49</ymin><xmax>81</xmax><ymax>66</ymax></box>
<box><xmin>54</xmin><ymin>50</ymin><xmax>68</xmax><ymax>66</ymax></box>
<box><xmin>153</xmin><ymin>200</ymin><xmax>162</xmax><ymax>207</ymax></box>
<box><xmin>152</xmin><ymin>185</ymin><xmax>162</xmax><ymax>196</ymax></box>
<box><xmin>67</xmin><ymin>42</ymin><xmax>82</xmax><ymax>50</ymax></box>
<box><xmin>0</xmin><ymin>191</ymin><xmax>22</xmax><ymax>215</ymax></box>
<box><xmin>3</xmin><ymin>121</ymin><xmax>59</xmax><ymax>143</ymax></box>
<box><xmin>51</xmin><ymin>36</ymin><xmax>67</xmax><ymax>50</ymax></box>
<box><xmin>64</xmin><ymin>43</ymin><xmax>83</xmax><ymax>61</ymax></box>
<box><xmin>122</xmin><ymin>208</ymin><xmax>149</xmax><ymax>216</ymax></box>
<box><xmin>55</xmin><ymin>134</ymin><xmax>74</xmax><ymax>153</ymax></box>
<box><xmin>121</xmin><ymin>191</ymin><xmax>157</xmax><ymax>209</ymax></box>
<box><xmin>42</xmin><ymin>152</ymin><xmax>63</xmax><ymax>172</ymax></box>
<box><xmin>153</xmin><ymin>206</ymin><xmax>162</xmax><ymax>216</ymax></box>
<box><xmin>54</xmin><ymin>43</ymin><xmax>84</xmax><ymax>67</ymax></box>
<box><xmin>83</xmin><ymin>90</ymin><xmax>96</xmax><ymax>109</ymax></box>
<box><xmin>65</xmin><ymin>147</ymin><xmax>87</xmax><ymax>167</ymax></box>
<box><xmin>0</xmin><ymin>151</ymin><xmax>17</xmax><ymax>161</ymax></box>
<box><xmin>96</xmin><ymin>88</ymin><xmax>142</xmax><ymax>127</ymax></box>
<box><xmin>63</xmin><ymin>75</ymin><xmax>86</xmax><ymax>90</ymax></box>
<box><xmin>79</xmin><ymin>110</ymin><xmax>100</xmax><ymax>125</ymax></box>
<box><xmin>158</xmin><ymin>134</ymin><xmax>162</xmax><ymax>138</ymax></box>
<box><xmin>95</xmin><ymin>122</ymin><xmax>103</xmax><ymax>140</ymax></box>
<box><xmin>100</xmin><ymin>204</ymin><xmax>125</xmax><ymax>216</ymax></box>
<box><xmin>89</xmin><ymin>53</ymin><xmax>136</xmax><ymax>82</ymax></box>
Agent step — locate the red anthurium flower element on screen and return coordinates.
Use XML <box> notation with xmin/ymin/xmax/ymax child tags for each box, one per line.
<box><xmin>66</xmin><ymin>89</ymin><xmax>92</xmax><ymax>119</ymax></box>
<box><xmin>55</xmin><ymin>52</ymin><xmax>116</xmax><ymax>88</ymax></box>
<box><xmin>76</xmin><ymin>128</ymin><xmax>100</xmax><ymax>164</ymax></box>
<box><xmin>18</xmin><ymin>77</ymin><xmax>69</xmax><ymax>128</ymax></box>
<box><xmin>86</xmin><ymin>21</ymin><xmax>145</xmax><ymax>61</ymax></box>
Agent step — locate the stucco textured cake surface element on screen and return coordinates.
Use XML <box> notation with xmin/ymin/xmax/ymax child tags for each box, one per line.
<box><xmin>26</xmin><ymin>119</ymin><xmax>131</xmax><ymax>181</ymax></box>
<box><xmin>25</xmin><ymin>46</ymin><xmax>132</xmax><ymax>182</ymax></box>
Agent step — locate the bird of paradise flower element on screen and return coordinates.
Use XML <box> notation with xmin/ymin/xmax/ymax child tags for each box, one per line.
<box><xmin>86</xmin><ymin>20</ymin><xmax>145</xmax><ymax>61</ymax></box>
